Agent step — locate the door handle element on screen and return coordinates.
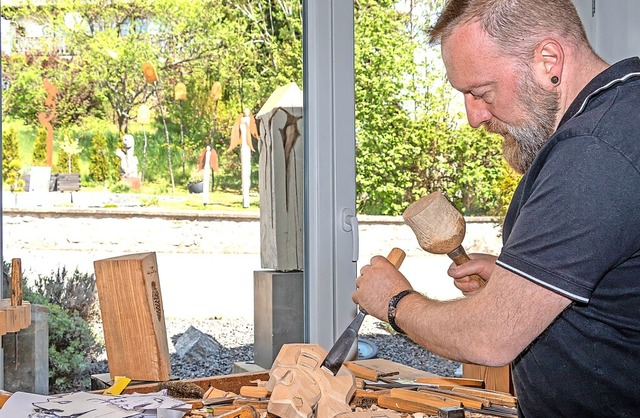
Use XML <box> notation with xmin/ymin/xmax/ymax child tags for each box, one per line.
<box><xmin>342</xmin><ymin>208</ymin><xmax>359</xmax><ymax>262</ymax></box>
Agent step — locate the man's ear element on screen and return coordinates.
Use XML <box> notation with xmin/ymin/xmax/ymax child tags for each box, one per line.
<box><xmin>534</xmin><ymin>39</ymin><xmax>564</xmax><ymax>88</ymax></box>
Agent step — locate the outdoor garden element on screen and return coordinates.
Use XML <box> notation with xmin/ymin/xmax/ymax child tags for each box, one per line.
<box><xmin>2</xmin><ymin>0</ymin><xmax>519</xmax><ymax>216</ymax></box>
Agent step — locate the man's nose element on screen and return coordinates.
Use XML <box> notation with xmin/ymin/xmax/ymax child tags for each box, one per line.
<box><xmin>464</xmin><ymin>95</ymin><xmax>492</xmax><ymax>128</ymax></box>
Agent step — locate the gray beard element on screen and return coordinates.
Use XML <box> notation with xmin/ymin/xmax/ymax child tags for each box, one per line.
<box><xmin>485</xmin><ymin>73</ymin><xmax>560</xmax><ymax>174</ymax></box>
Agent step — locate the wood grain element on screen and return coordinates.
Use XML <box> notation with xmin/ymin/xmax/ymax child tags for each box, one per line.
<box><xmin>94</xmin><ymin>252</ymin><xmax>170</xmax><ymax>381</ymax></box>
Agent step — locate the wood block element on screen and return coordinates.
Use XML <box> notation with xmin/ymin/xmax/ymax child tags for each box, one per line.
<box><xmin>344</xmin><ymin>362</ymin><xmax>381</xmax><ymax>381</ymax></box>
<box><xmin>0</xmin><ymin>309</ymin><xmax>6</xmax><ymax>335</ymax></box>
<box><xmin>377</xmin><ymin>395</ymin><xmax>439</xmax><ymax>415</ymax></box>
<box><xmin>450</xmin><ymin>386</ymin><xmax>518</xmax><ymax>408</ymax></box>
<box><xmin>5</xmin><ymin>307</ymin><xmax>18</xmax><ymax>333</ymax></box>
<box><xmin>0</xmin><ymin>300</ymin><xmax>30</xmax><ymax>334</ymax></box>
<box><xmin>11</xmin><ymin>258</ymin><xmax>23</xmax><ymax>306</ymax></box>
<box><xmin>415</xmin><ymin>376</ymin><xmax>484</xmax><ymax>388</ymax></box>
<box><xmin>462</xmin><ymin>364</ymin><xmax>513</xmax><ymax>395</ymax></box>
<box><xmin>239</xmin><ymin>385</ymin><xmax>271</xmax><ymax>398</ymax></box>
<box><xmin>94</xmin><ymin>252</ymin><xmax>170</xmax><ymax>381</ymax></box>
<box><xmin>388</xmin><ymin>388</ymin><xmax>461</xmax><ymax>409</ymax></box>
<box><xmin>354</xmin><ymin>358</ymin><xmax>437</xmax><ymax>381</ymax></box>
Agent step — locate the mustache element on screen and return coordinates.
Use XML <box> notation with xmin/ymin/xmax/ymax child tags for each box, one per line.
<box><xmin>483</xmin><ymin>119</ymin><xmax>509</xmax><ymax>136</ymax></box>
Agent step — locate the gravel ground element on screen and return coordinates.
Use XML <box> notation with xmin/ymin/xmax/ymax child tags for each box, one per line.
<box><xmin>91</xmin><ymin>315</ymin><xmax>460</xmax><ymax>379</ymax></box>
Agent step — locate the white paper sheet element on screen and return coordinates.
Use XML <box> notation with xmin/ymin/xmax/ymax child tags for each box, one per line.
<box><xmin>0</xmin><ymin>391</ymin><xmax>50</xmax><ymax>418</ymax></box>
<box><xmin>0</xmin><ymin>391</ymin><xmax>188</xmax><ymax>418</ymax></box>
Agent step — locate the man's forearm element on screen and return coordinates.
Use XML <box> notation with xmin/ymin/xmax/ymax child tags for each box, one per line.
<box><xmin>394</xmin><ymin>266</ymin><xmax>571</xmax><ymax>366</ymax></box>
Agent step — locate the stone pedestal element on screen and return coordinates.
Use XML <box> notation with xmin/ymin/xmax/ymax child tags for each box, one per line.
<box><xmin>3</xmin><ymin>304</ymin><xmax>49</xmax><ymax>394</ymax></box>
<box><xmin>253</xmin><ymin>271</ymin><xmax>304</xmax><ymax>369</ymax></box>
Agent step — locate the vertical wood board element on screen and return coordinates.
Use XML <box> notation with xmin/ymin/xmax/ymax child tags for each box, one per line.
<box><xmin>94</xmin><ymin>252</ymin><xmax>170</xmax><ymax>381</ymax></box>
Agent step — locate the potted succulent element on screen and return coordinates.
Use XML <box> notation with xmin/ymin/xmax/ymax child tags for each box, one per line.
<box><xmin>187</xmin><ymin>169</ymin><xmax>204</xmax><ymax>193</ymax></box>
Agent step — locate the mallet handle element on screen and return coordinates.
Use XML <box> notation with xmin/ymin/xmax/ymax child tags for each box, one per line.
<box><xmin>448</xmin><ymin>245</ymin><xmax>487</xmax><ymax>286</ymax></box>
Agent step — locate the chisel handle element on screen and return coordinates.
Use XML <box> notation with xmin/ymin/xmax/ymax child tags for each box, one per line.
<box><xmin>359</xmin><ymin>248</ymin><xmax>406</xmax><ymax>316</ymax></box>
<box><xmin>387</xmin><ymin>247</ymin><xmax>406</xmax><ymax>269</ymax></box>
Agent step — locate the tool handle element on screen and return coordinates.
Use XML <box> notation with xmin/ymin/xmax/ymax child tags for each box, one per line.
<box><xmin>360</xmin><ymin>248</ymin><xmax>406</xmax><ymax>316</ymax></box>
<box><xmin>447</xmin><ymin>245</ymin><xmax>487</xmax><ymax>287</ymax></box>
<box><xmin>387</xmin><ymin>247</ymin><xmax>406</xmax><ymax>269</ymax></box>
<box><xmin>11</xmin><ymin>258</ymin><xmax>22</xmax><ymax>307</ymax></box>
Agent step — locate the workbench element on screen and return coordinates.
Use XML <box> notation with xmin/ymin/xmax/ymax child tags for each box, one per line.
<box><xmin>0</xmin><ymin>359</ymin><xmax>517</xmax><ymax>417</ymax></box>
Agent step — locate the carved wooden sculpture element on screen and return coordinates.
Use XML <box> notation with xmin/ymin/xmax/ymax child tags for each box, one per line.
<box><xmin>266</xmin><ymin>344</ymin><xmax>355</xmax><ymax>418</ymax></box>
<box><xmin>229</xmin><ymin>109</ymin><xmax>259</xmax><ymax>208</ymax></box>
<box><xmin>37</xmin><ymin>78</ymin><xmax>58</xmax><ymax>166</ymax></box>
<box><xmin>255</xmin><ymin>82</ymin><xmax>304</xmax><ymax>271</ymax></box>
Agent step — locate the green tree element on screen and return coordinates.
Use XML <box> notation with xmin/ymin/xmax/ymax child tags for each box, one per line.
<box><xmin>89</xmin><ymin>130</ymin><xmax>113</xmax><ymax>182</ymax></box>
<box><xmin>355</xmin><ymin>0</ymin><xmax>418</xmax><ymax>215</ymax></box>
<box><xmin>2</xmin><ymin>128</ymin><xmax>24</xmax><ymax>190</ymax></box>
<box><xmin>32</xmin><ymin>128</ymin><xmax>48</xmax><ymax>166</ymax></box>
<box><xmin>354</xmin><ymin>0</ymin><xmax>518</xmax><ymax>216</ymax></box>
<box><xmin>57</xmin><ymin>134</ymin><xmax>83</xmax><ymax>174</ymax></box>
<box><xmin>1</xmin><ymin>55</ymin><xmax>46</xmax><ymax>124</ymax></box>
<box><xmin>49</xmin><ymin>58</ymin><xmax>108</xmax><ymax>127</ymax></box>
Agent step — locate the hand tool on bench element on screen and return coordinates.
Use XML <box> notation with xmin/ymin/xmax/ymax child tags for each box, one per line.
<box><xmin>403</xmin><ymin>191</ymin><xmax>486</xmax><ymax>287</ymax></box>
<box><xmin>321</xmin><ymin>248</ymin><xmax>406</xmax><ymax>375</ymax></box>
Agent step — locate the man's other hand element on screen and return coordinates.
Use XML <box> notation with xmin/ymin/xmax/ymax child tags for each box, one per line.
<box><xmin>447</xmin><ymin>253</ymin><xmax>496</xmax><ymax>296</ymax></box>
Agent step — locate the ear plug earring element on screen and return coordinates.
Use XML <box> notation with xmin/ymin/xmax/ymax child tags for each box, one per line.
<box><xmin>551</xmin><ymin>76</ymin><xmax>559</xmax><ymax>84</ymax></box>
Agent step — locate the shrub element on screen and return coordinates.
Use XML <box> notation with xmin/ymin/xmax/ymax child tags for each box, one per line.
<box><xmin>2</xmin><ymin>128</ymin><xmax>24</xmax><ymax>190</ymax></box>
<box><xmin>46</xmin><ymin>303</ymin><xmax>103</xmax><ymax>393</ymax></box>
<box><xmin>109</xmin><ymin>180</ymin><xmax>132</xmax><ymax>193</ymax></box>
<box><xmin>140</xmin><ymin>196</ymin><xmax>159</xmax><ymax>207</ymax></box>
<box><xmin>1</xmin><ymin>57</ymin><xmax>46</xmax><ymax>124</ymax></box>
<box><xmin>5</xmin><ymin>263</ymin><xmax>104</xmax><ymax>394</ymax></box>
<box><xmin>147</xmin><ymin>178</ymin><xmax>171</xmax><ymax>194</ymax></box>
<box><xmin>29</xmin><ymin>266</ymin><xmax>99</xmax><ymax>321</ymax></box>
<box><xmin>32</xmin><ymin>128</ymin><xmax>48</xmax><ymax>166</ymax></box>
<box><xmin>89</xmin><ymin>131</ymin><xmax>113</xmax><ymax>182</ymax></box>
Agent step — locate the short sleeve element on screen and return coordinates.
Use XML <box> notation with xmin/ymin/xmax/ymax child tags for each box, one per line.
<box><xmin>497</xmin><ymin>135</ymin><xmax>640</xmax><ymax>302</ymax></box>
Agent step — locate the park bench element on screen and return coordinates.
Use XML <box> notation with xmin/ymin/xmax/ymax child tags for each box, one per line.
<box><xmin>20</xmin><ymin>173</ymin><xmax>81</xmax><ymax>192</ymax></box>
<box><xmin>55</xmin><ymin>173</ymin><xmax>81</xmax><ymax>192</ymax></box>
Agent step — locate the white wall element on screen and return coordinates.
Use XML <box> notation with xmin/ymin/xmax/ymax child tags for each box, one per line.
<box><xmin>574</xmin><ymin>0</ymin><xmax>640</xmax><ymax>63</ymax></box>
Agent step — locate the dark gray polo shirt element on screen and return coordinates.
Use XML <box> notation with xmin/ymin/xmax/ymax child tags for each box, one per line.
<box><xmin>497</xmin><ymin>57</ymin><xmax>640</xmax><ymax>417</ymax></box>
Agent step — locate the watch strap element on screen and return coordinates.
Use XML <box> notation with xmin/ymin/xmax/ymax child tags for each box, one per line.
<box><xmin>388</xmin><ymin>289</ymin><xmax>417</xmax><ymax>334</ymax></box>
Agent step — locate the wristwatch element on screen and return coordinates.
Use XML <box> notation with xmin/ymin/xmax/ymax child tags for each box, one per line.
<box><xmin>388</xmin><ymin>289</ymin><xmax>417</xmax><ymax>334</ymax></box>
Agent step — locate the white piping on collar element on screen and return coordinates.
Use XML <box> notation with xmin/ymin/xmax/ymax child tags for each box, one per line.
<box><xmin>573</xmin><ymin>71</ymin><xmax>640</xmax><ymax>118</ymax></box>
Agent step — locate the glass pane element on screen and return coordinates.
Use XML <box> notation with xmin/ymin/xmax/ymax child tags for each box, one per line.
<box><xmin>1</xmin><ymin>0</ymin><xmax>303</xmax><ymax>391</ymax></box>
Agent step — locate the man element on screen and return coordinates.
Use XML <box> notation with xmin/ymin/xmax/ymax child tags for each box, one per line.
<box><xmin>352</xmin><ymin>0</ymin><xmax>640</xmax><ymax>416</ymax></box>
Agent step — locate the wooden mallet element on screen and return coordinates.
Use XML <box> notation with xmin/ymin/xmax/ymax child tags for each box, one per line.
<box><xmin>403</xmin><ymin>192</ymin><xmax>487</xmax><ymax>287</ymax></box>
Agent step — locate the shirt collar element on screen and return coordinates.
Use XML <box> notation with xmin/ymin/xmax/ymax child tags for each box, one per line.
<box><xmin>558</xmin><ymin>57</ymin><xmax>640</xmax><ymax>128</ymax></box>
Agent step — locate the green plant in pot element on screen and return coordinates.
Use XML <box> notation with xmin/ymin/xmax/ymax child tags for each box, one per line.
<box><xmin>188</xmin><ymin>169</ymin><xmax>205</xmax><ymax>193</ymax></box>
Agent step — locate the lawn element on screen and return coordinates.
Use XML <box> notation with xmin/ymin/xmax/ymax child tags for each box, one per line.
<box><xmin>3</xmin><ymin>117</ymin><xmax>260</xmax><ymax>213</ymax></box>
